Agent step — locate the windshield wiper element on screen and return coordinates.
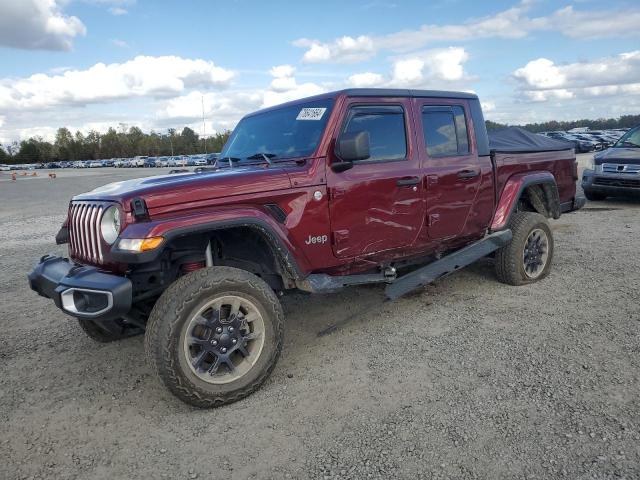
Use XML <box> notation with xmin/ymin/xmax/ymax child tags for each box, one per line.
<box><xmin>216</xmin><ymin>156</ymin><xmax>241</xmax><ymax>168</ymax></box>
<box><xmin>618</xmin><ymin>141</ymin><xmax>640</xmax><ymax>148</ymax></box>
<box><xmin>245</xmin><ymin>153</ymin><xmax>276</xmax><ymax>165</ymax></box>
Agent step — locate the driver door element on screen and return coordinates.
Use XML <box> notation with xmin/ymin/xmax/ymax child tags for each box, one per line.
<box><xmin>326</xmin><ymin>98</ymin><xmax>425</xmax><ymax>259</ymax></box>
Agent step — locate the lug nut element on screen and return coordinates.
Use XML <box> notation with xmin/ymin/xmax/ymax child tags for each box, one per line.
<box><xmin>216</xmin><ymin>327</ymin><xmax>223</xmax><ymax>333</ymax></box>
<box><xmin>212</xmin><ymin>340</ymin><xmax>218</xmax><ymax>346</ymax></box>
<box><xmin>232</xmin><ymin>338</ymin><xmax>237</xmax><ymax>344</ymax></box>
<box><xmin>221</xmin><ymin>347</ymin><xmax>227</xmax><ymax>353</ymax></box>
<box><xmin>229</xmin><ymin>327</ymin><xmax>234</xmax><ymax>332</ymax></box>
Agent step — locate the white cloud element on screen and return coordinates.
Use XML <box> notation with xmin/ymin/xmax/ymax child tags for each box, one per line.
<box><xmin>296</xmin><ymin>35</ymin><xmax>376</xmax><ymax>64</ymax></box>
<box><xmin>0</xmin><ymin>0</ymin><xmax>86</xmax><ymax>51</ymax></box>
<box><xmin>269</xmin><ymin>64</ymin><xmax>295</xmax><ymax>78</ymax></box>
<box><xmin>348</xmin><ymin>72</ymin><xmax>384</xmax><ymax>88</ymax></box>
<box><xmin>481</xmin><ymin>101</ymin><xmax>496</xmax><ymax>113</ymax></box>
<box><xmin>0</xmin><ymin>55</ymin><xmax>234</xmax><ymax>111</ymax></box>
<box><xmin>514</xmin><ymin>51</ymin><xmax>640</xmax><ymax>102</ymax></box>
<box><xmin>262</xmin><ymin>65</ymin><xmax>325</xmax><ymax>107</ymax></box>
<box><xmin>109</xmin><ymin>7</ymin><xmax>128</xmax><ymax>15</ymax></box>
<box><xmin>158</xmin><ymin>90</ymin><xmax>263</xmax><ymax>128</ymax></box>
<box><xmin>388</xmin><ymin>47</ymin><xmax>470</xmax><ymax>87</ymax></box>
<box><xmin>294</xmin><ymin>1</ymin><xmax>640</xmax><ymax>63</ymax></box>
<box><xmin>156</xmin><ymin>63</ymin><xmax>327</xmax><ymax>131</ymax></box>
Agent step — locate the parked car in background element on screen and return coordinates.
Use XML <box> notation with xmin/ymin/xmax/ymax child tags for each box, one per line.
<box><xmin>0</xmin><ymin>164</ymin><xmax>10</xmax><ymax>171</ymax></box>
<box><xmin>156</xmin><ymin>156</ymin><xmax>169</xmax><ymax>167</ymax></box>
<box><xmin>582</xmin><ymin>124</ymin><xmax>640</xmax><ymax>201</ymax></box>
<box><xmin>131</xmin><ymin>156</ymin><xmax>147</xmax><ymax>167</ymax></box>
<box><xmin>192</xmin><ymin>155</ymin><xmax>207</xmax><ymax>166</ymax></box>
<box><xmin>543</xmin><ymin>132</ymin><xmax>594</xmax><ymax>153</ymax></box>
<box><xmin>144</xmin><ymin>157</ymin><xmax>158</xmax><ymax>168</ymax></box>
<box><xmin>88</xmin><ymin>161</ymin><xmax>102</xmax><ymax>168</ymax></box>
<box><xmin>206</xmin><ymin>153</ymin><xmax>220</xmax><ymax>165</ymax></box>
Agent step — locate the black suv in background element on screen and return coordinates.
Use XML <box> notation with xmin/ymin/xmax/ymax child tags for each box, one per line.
<box><xmin>582</xmin><ymin>125</ymin><xmax>640</xmax><ymax>200</ymax></box>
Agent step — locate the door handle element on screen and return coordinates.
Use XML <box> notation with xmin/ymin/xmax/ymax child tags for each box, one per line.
<box><xmin>457</xmin><ymin>169</ymin><xmax>479</xmax><ymax>179</ymax></box>
<box><xmin>396</xmin><ymin>176</ymin><xmax>420</xmax><ymax>187</ymax></box>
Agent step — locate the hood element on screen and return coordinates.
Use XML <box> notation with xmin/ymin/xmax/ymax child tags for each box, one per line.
<box><xmin>73</xmin><ymin>164</ymin><xmax>292</xmax><ymax>211</ymax></box>
<box><xmin>594</xmin><ymin>147</ymin><xmax>640</xmax><ymax>165</ymax></box>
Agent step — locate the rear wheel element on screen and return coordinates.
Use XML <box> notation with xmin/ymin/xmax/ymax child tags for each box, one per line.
<box><xmin>495</xmin><ymin>212</ymin><xmax>554</xmax><ymax>286</ymax></box>
<box><xmin>584</xmin><ymin>190</ymin><xmax>607</xmax><ymax>201</ymax></box>
<box><xmin>78</xmin><ymin>318</ymin><xmax>144</xmax><ymax>343</ymax></box>
<box><xmin>144</xmin><ymin>267</ymin><xmax>284</xmax><ymax>408</ymax></box>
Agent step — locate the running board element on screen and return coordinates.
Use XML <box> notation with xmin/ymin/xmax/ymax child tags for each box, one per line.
<box><xmin>384</xmin><ymin>230</ymin><xmax>512</xmax><ymax>300</ymax></box>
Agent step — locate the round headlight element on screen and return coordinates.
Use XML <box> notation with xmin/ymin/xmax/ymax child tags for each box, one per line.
<box><xmin>100</xmin><ymin>206</ymin><xmax>121</xmax><ymax>244</ymax></box>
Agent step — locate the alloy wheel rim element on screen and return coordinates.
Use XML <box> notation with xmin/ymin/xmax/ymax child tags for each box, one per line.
<box><xmin>522</xmin><ymin>228</ymin><xmax>549</xmax><ymax>279</ymax></box>
<box><xmin>182</xmin><ymin>295</ymin><xmax>265</xmax><ymax>385</ymax></box>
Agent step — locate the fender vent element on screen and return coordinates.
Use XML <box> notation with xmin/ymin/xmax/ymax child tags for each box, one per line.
<box><xmin>264</xmin><ymin>204</ymin><xmax>287</xmax><ymax>223</ymax></box>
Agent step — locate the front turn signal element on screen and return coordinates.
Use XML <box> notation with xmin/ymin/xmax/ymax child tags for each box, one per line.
<box><xmin>117</xmin><ymin>236</ymin><xmax>164</xmax><ymax>252</ymax></box>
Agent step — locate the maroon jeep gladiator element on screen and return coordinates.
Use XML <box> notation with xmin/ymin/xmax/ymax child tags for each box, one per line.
<box><xmin>29</xmin><ymin>89</ymin><xmax>585</xmax><ymax>407</ymax></box>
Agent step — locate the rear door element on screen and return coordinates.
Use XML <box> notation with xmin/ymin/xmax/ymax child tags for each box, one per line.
<box><xmin>326</xmin><ymin>98</ymin><xmax>425</xmax><ymax>258</ymax></box>
<box><xmin>416</xmin><ymin>100</ymin><xmax>483</xmax><ymax>240</ymax></box>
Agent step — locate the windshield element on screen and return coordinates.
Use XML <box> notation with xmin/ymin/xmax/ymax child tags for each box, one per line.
<box><xmin>220</xmin><ymin>98</ymin><xmax>334</xmax><ymax>162</ymax></box>
<box><xmin>613</xmin><ymin>126</ymin><xmax>640</xmax><ymax>148</ymax></box>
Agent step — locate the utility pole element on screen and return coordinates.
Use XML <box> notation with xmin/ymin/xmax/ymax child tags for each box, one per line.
<box><xmin>202</xmin><ymin>95</ymin><xmax>207</xmax><ymax>154</ymax></box>
<box><xmin>168</xmin><ymin>130</ymin><xmax>174</xmax><ymax>156</ymax></box>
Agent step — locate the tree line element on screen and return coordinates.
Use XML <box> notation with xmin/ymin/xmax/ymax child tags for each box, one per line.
<box><xmin>0</xmin><ymin>125</ymin><xmax>230</xmax><ymax>165</ymax></box>
<box><xmin>485</xmin><ymin>114</ymin><xmax>640</xmax><ymax>133</ymax></box>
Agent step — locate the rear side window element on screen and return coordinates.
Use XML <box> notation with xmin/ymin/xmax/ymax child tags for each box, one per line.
<box><xmin>422</xmin><ymin>105</ymin><xmax>469</xmax><ymax>157</ymax></box>
<box><xmin>342</xmin><ymin>105</ymin><xmax>407</xmax><ymax>162</ymax></box>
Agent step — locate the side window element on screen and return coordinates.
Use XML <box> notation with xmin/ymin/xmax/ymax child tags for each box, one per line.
<box><xmin>342</xmin><ymin>105</ymin><xmax>407</xmax><ymax>162</ymax></box>
<box><xmin>422</xmin><ymin>105</ymin><xmax>470</xmax><ymax>157</ymax></box>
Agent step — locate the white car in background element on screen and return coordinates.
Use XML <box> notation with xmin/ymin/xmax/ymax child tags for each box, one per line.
<box><xmin>131</xmin><ymin>156</ymin><xmax>147</xmax><ymax>167</ymax></box>
<box><xmin>0</xmin><ymin>164</ymin><xmax>10</xmax><ymax>171</ymax></box>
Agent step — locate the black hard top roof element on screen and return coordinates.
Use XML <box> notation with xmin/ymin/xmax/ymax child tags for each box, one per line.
<box><xmin>247</xmin><ymin>88</ymin><xmax>479</xmax><ymax>117</ymax></box>
<box><xmin>338</xmin><ymin>88</ymin><xmax>478</xmax><ymax>100</ymax></box>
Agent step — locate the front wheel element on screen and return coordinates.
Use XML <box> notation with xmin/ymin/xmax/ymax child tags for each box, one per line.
<box><xmin>144</xmin><ymin>267</ymin><xmax>284</xmax><ymax>408</ymax></box>
<box><xmin>495</xmin><ymin>212</ymin><xmax>554</xmax><ymax>286</ymax></box>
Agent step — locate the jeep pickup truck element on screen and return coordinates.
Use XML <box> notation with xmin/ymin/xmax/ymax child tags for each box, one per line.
<box><xmin>28</xmin><ymin>89</ymin><xmax>585</xmax><ymax>407</ymax></box>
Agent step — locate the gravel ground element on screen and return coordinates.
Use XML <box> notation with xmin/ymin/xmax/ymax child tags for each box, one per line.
<box><xmin>1</xmin><ymin>157</ymin><xmax>639</xmax><ymax>479</ymax></box>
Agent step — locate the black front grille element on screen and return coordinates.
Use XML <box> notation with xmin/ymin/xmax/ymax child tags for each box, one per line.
<box><xmin>68</xmin><ymin>201</ymin><xmax>109</xmax><ymax>264</ymax></box>
<box><xmin>593</xmin><ymin>177</ymin><xmax>640</xmax><ymax>188</ymax></box>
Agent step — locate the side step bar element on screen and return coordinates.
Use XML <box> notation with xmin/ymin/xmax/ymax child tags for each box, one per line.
<box><xmin>301</xmin><ymin>230</ymin><xmax>513</xmax><ymax>298</ymax></box>
<box><xmin>385</xmin><ymin>230</ymin><xmax>512</xmax><ymax>300</ymax></box>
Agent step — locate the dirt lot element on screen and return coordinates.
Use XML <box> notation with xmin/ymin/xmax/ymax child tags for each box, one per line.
<box><xmin>1</xmin><ymin>156</ymin><xmax>639</xmax><ymax>479</ymax></box>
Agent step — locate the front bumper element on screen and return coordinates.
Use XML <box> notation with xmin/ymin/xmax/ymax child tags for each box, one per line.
<box><xmin>28</xmin><ymin>255</ymin><xmax>132</xmax><ymax>321</ymax></box>
<box><xmin>582</xmin><ymin>169</ymin><xmax>640</xmax><ymax>197</ymax></box>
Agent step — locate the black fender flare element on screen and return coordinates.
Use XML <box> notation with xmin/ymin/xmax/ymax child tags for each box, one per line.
<box><xmin>110</xmin><ymin>218</ymin><xmax>304</xmax><ymax>280</ymax></box>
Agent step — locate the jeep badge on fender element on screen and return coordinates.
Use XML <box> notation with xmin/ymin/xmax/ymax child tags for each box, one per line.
<box><xmin>305</xmin><ymin>234</ymin><xmax>328</xmax><ymax>245</ymax></box>
<box><xmin>27</xmin><ymin>88</ymin><xmax>585</xmax><ymax>407</ymax></box>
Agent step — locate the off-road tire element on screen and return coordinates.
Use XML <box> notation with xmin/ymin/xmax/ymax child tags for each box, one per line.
<box><xmin>144</xmin><ymin>267</ymin><xmax>284</xmax><ymax>408</ymax></box>
<box><xmin>78</xmin><ymin>318</ymin><xmax>144</xmax><ymax>343</ymax></box>
<box><xmin>584</xmin><ymin>190</ymin><xmax>607</xmax><ymax>201</ymax></box>
<box><xmin>495</xmin><ymin>212</ymin><xmax>554</xmax><ymax>286</ymax></box>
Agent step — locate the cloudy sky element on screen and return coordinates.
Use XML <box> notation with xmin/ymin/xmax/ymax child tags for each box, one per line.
<box><xmin>0</xmin><ymin>0</ymin><xmax>639</xmax><ymax>144</ymax></box>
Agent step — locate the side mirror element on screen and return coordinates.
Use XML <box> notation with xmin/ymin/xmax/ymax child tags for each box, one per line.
<box><xmin>333</xmin><ymin>131</ymin><xmax>370</xmax><ymax>172</ymax></box>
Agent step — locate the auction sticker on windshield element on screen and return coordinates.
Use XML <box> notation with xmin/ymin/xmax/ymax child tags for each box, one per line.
<box><xmin>296</xmin><ymin>108</ymin><xmax>327</xmax><ymax>121</ymax></box>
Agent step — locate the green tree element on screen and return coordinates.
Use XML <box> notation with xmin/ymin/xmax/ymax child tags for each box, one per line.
<box><xmin>0</xmin><ymin>145</ymin><xmax>8</xmax><ymax>163</ymax></box>
<box><xmin>54</xmin><ymin>127</ymin><xmax>73</xmax><ymax>160</ymax></box>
